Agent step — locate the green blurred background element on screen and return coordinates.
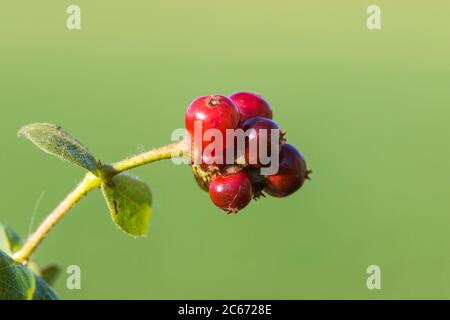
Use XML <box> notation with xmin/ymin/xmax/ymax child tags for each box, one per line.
<box><xmin>1</xmin><ymin>0</ymin><xmax>450</xmax><ymax>299</ymax></box>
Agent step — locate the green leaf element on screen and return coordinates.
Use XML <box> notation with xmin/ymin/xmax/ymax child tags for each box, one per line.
<box><xmin>18</xmin><ymin>123</ymin><xmax>98</xmax><ymax>174</ymax></box>
<box><xmin>0</xmin><ymin>224</ymin><xmax>22</xmax><ymax>255</ymax></box>
<box><xmin>0</xmin><ymin>250</ymin><xmax>59</xmax><ymax>300</ymax></box>
<box><xmin>0</xmin><ymin>225</ymin><xmax>10</xmax><ymax>255</ymax></box>
<box><xmin>40</xmin><ymin>264</ymin><xmax>61</xmax><ymax>286</ymax></box>
<box><xmin>101</xmin><ymin>173</ymin><xmax>152</xmax><ymax>236</ymax></box>
<box><xmin>4</xmin><ymin>225</ymin><xmax>23</xmax><ymax>253</ymax></box>
<box><xmin>27</xmin><ymin>261</ymin><xmax>42</xmax><ymax>276</ymax></box>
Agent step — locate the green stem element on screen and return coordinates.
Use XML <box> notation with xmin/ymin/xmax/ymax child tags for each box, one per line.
<box><xmin>13</xmin><ymin>139</ymin><xmax>188</xmax><ymax>264</ymax></box>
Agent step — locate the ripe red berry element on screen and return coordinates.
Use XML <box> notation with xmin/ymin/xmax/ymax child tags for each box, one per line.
<box><xmin>241</xmin><ymin>117</ymin><xmax>283</xmax><ymax>167</ymax></box>
<box><xmin>185</xmin><ymin>95</ymin><xmax>240</xmax><ymax>152</ymax></box>
<box><xmin>264</xmin><ymin>144</ymin><xmax>309</xmax><ymax>197</ymax></box>
<box><xmin>229</xmin><ymin>92</ymin><xmax>273</xmax><ymax>123</ymax></box>
<box><xmin>209</xmin><ymin>171</ymin><xmax>253</xmax><ymax>213</ymax></box>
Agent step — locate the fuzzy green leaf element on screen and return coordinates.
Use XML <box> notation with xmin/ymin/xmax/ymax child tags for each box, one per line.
<box><xmin>101</xmin><ymin>173</ymin><xmax>152</xmax><ymax>236</ymax></box>
<box><xmin>18</xmin><ymin>123</ymin><xmax>98</xmax><ymax>174</ymax></box>
<box><xmin>0</xmin><ymin>225</ymin><xmax>10</xmax><ymax>255</ymax></box>
<box><xmin>0</xmin><ymin>224</ymin><xmax>22</xmax><ymax>255</ymax></box>
<box><xmin>0</xmin><ymin>250</ymin><xmax>59</xmax><ymax>300</ymax></box>
<box><xmin>4</xmin><ymin>225</ymin><xmax>22</xmax><ymax>253</ymax></box>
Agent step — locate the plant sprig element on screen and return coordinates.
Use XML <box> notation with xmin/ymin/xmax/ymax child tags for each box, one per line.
<box><xmin>11</xmin><ymin>123</ymin><xmax>187</xmax><ymax>265</ymax></box>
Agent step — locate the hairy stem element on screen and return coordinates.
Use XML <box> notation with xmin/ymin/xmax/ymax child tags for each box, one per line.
<box><xmin>13</xmin><ymin>139</ymin><xmax>188</xmax><ymax>264</ymax></box>
<box><xmin>111</xmin><ymin>140</ymin><xmax>187</xmax><ymax>173</ymax></box>
<box><xmin>12</xmin><ymin>174</ymin><xmax>100</xmax><ymax>263</ymax></box>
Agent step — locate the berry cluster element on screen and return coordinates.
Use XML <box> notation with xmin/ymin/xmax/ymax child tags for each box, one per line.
<box><xmin>185</xmin><ymin>92</ymin><xmax>310</xmax><ymax>213</ymax></box>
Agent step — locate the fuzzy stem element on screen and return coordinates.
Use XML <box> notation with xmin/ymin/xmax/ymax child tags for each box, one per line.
<box><xmin>13</xmin><ymin>139</ymin><xmax>188</xmax><ymax>264</ymax></box>
<box><xmin>12</xmin><ymin>174</ymin><xmax>100</xmax><ymax>263</ymax></box>
<box><xmin>111</xmin><ymin>140</ymin><xmax>187</xmax><ymax>173</ymax></box>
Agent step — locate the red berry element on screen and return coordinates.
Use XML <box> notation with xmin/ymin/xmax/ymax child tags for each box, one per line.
<box><xmin>241</xmin><ymin>117</ymin><xmax>283</xmax><ymax>167</ymax></box>
<box><xmin>230</xmin><ymin>92</ymin><xmax>273</xmax><ymax>123</ymax></box>
<box><xmin>264</xmin><ymin>144</ymin><xmax>309</xmax><ymax>197</ymax></box>
<box><xmin>185</xmin><ymin>95</ymin><xmax>240</xmax><ymax>152</ymax></box>
<box><xmin>209</xmin><ymin>171</ymin><xmax>253</xmax><ymax>213</ymax></box>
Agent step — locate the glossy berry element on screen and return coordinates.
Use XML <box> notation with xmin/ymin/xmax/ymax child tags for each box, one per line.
<box><xmin>264</xmin><ymin>144</ymin><xmax>309</xmax><ymax>197</ymax></box>
<box><xmin>241</xmin><ymin>117</ymin><xmax>283</xmax><ymax>167</ymax></box>
<box><xmin>230</xmin><ymin>92</ymin><xmax>273</xmax><ymax>123</ymax></box>
<box><xmin>209</xmin><ymin>171</ymin><xmax>253</xmax><ymax>213</ymax></box>
<box><xmin>185</xmin><ymin>95</ymin><xmax>240</xmax><ymax>151</ymax></box>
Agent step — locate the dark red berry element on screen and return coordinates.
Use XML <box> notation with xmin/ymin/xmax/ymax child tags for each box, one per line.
<box><xmin>209</xmin><ymin>171</ymin><xmax>253</xmax><ymax>213</ymax></box>
<box><xmin>264</xmin><ymin>144</ymin><xmax>309</xmax><ymax>197</ymax></box>
<box><xmin>241</xmin><ymin>117</ymin><xmax>283</xmax><ymax>167</ymax></box>
<box><xmin>229</xmin><ymin>92</ymin><xmax>273</xmax><ymax>123</ymax></box>
<box><xmin>185</xmin><ymin>95</ymin><xmax>240</xmax><ymax>151</ymax></box>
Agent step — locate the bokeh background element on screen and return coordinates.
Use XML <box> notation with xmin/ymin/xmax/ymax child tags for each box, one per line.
<box><xmin>1</xmin><ymin>0</ymin><xmax>450</xmax><ymax>299</ymax></box>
